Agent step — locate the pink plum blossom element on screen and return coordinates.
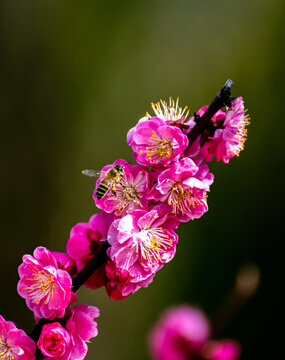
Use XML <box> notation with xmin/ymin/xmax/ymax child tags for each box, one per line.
<box><xmin>203</xmin><ymin>97</ymin><xmax>249</xmax><ymax>163</ymax></box>
<box><xmin>186</xmin><ymin>98</ymin><xmax>249</xmax><ymax>163</ymax></box>
<box><xmin>45</xmin><ymin>305</ymin><xmax>100</xmax><ymax>360</ymax></box>
<box><xmin>94</xmin><ymin>159</ymin><xmax>151</xmax><ymax>217</ymax></box>
<box><xmin>148</xmin><ymin>305</ymin><xmax>210</xmax><ymax>360</ymax></box>
<box><xmin>66</xmin><ymin>212</ymin><xmax>113</xmax><ymax>289</ymax></box>
<box><xmin>37</xmin><ymin>322</ymin><xmax>70</xmax><ymax>358</ymax></box>
<box><xmin>127</xmin><ymin>117</ymin><xmax>188</xmax><ymax>167</ymax></box>
<box><xmin>148</xmin><ymin>158</ymin><xmax>214</xmax><ymax>222</ymax></box>
<box><xmin>0</xmin><ymin>315</ymin><xmax>36</xmax><ymax>360</ymax></box>
<box><xmin>144</xmin><ymin>98</ymin><xmax>191</xmax><ymax>130</ymax></box>
<box><xmin>107</xmin><ymin>207</ymin><xmax>178</xmax><ymax>297</ymax></box>
<box><xmin>17</xmin><ymin>247</ymin><xmax>73</xmax><ymax>320</ymax></box>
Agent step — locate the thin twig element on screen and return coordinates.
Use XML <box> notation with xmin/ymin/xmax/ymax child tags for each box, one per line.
<box><xmin>186</xmin><ymin>79</ymin><xmax>235</xmax><ymax>151</ymax></box>
<box><xmin>72</xmin><ymin>241</ymin><xmax>110</xmax><ymax>292</ymax></box>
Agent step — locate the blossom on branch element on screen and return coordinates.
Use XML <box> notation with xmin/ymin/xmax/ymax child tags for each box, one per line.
<box><xmin>148</xmin><ymin>157</ymin><xmax>214</xmax><ymax>222</ymax></box>
<box><xmin>205</xmin><ymin>97</ymin><xmax>249</xmax><ymax>163</ymax></box>
<box><xmin>17</xmin><ymin>247</ymin><xmax>73</xmax><ymax>320</ymax></box>
<box><xmin>37</xmin><ymin>305</ymin><xmax>99</xmax><ymax>360</ymax></box>
<box><xmin>186</xmin><ymin>97</ymin><xmax>249</xmax><ymax>163</ymax></box>
<box><xmin>60</xmin><ymin>305</ymin><xmax>99</xmax><ymax>360</ymax></box>
<box><xmin>94</xmin><ymin>159</ymin><xmax>151</xmax><ymax>217</ymax></box>
<box><xmin>127</xmin><ymin>117</ymin><xmax>188</xmax><ymax>167</ymax></box>
<box><xmin>106</xmin><ymin>207</ymin><xmax>178</xmax><ymax>298</ymax></box>
<box><xmin>146</xmin><ymin>98</ymin><xmax>190</xmax><ymax>129</ymax></box>
<box><xmin>0</xmin><ymin>315</ymin><xmax>36</xmax><ymax>360</ymax></box>
<box><xmin>37</xmin><ymin>322</ymin><xmax>70</xmax><ymax>358</ymax></box>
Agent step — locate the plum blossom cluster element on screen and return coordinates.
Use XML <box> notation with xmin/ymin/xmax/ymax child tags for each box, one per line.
<box><xmin>0</xmin><ymin>81</ymin><xmax>249</xmax><ymax>360</ymax></box>
<box><xmin>0</xmin><ymin>315</ymin><xmax>36</xmax><ymax>360</ymax></box>
<box><xmin>84</xmin><ymin>92</ymin><xmax>247</xmax><ymax>300</ymax></box>
<box><xmin>185</xmin><ymin>97</ymin><xmax>250</xmax><ymax>163</ymax></box>
<box><xmin>148</xmin><ymin>305</ymin><xmax>241</xmax><ymax>360</ymax></box>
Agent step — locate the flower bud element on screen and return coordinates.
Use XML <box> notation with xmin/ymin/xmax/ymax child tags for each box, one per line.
<box><xmin>105</xmin><ymin>261</ymin><xmax>130</xmax><ymax>283</ymax></box>
<box><xmin>37</xmin><ymin>322</ymin><xmax>71</xmax><ymax>358</ymax></box>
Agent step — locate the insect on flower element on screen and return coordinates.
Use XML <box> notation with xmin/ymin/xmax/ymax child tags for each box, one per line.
<box><xmin>82</xmin><ymin>165</ymin><xmax>125</xmax><ymax>199</ymax></box>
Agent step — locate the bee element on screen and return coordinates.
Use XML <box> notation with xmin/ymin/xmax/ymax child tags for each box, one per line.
<box><xmin>82</xmin><ymin>164</ymin><xmax>125</xmax><ymax>200</ymax></box>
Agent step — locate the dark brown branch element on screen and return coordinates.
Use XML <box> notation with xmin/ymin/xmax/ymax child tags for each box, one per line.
<box><xmin>186</xmin><ymin>79</ymin><xmax>235</xmax><ymax>151</ymax></box>
<box><xmin>72</xmin><ymin>241</ymin><xmax>110</xmax><ymax>292</ymax></box>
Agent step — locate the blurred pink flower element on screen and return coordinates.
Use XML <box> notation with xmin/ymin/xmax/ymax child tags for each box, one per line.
<box><xmin>204</xmin><ymin>340</ymin><xmax>241</xmax><ymax>360</ymax></box>
<box><xmin>66</xmin><ymin>212</ymin><xmax>113</xmax><ymax>289</ymax></box>
<box><xmin>148</xmin><ymin>305</ymin><xmax>210</xmax><ymax>360</ymax></box>
<box><xmin>148</xmin><ymin>305</ymin><xmax>241</xmax><ymax>360</ymax></box>
<box><xmin>37</xmin><ymin>322</ymin><xmax>70</xmax><ymax>358</ymax></box>
<box><xmin>94</xmin><ymin>159</ymin><xmax>151</xmax><ymax>217</ymax></box>
<box><xmin>127</xmin><ymin>117</ymin><xmax>188</xmax><ymax>167</ymax></box>
<box><xmin>148</xmin><ymin>157</ymin><xmax>213</xmax><ymax>222</ymax></box>
<box><xmin>17</xmin><ymin>247</ymin><xmax>72</xmax><ymax>320</ymax></box>
<box><xmin>0</xmin><ymin>315</ymin><xmax>36</xmax><ymax>360</ymax></box>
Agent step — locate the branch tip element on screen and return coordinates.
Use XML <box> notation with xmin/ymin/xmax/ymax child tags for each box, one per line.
<box><xmin>185</xmin><ymin>79</ymin><xmax>235</xmax><ymax>150</ymax></box>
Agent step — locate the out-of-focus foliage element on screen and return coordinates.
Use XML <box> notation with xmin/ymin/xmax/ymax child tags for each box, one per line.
<box><xmin>0</xmin><ymin>0</ymin><xmax>283</xmax><ymax>359</ymax></box>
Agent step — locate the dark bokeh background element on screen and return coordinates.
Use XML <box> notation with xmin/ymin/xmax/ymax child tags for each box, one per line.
<box><xmin>0</xmin><ymin>0</ymin><xmax>284</xmax><ymax>359</ymax></box>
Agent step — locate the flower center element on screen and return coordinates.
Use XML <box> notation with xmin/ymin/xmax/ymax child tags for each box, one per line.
<box><xmin>168</xmin><ymin>183</ymin><xmax>204</xmax><ymax>215</ymax></box>
<box><xmin>147</xmin><ymin>97</ymin><xmax>189</xmax><ymax>123</ymax></box>
<box><xmin>134</xmin><ymin>226</ymin><xmax>173</xmax><ymax>265</ymax></box>
<box><xmin>0</xmin><ymin>336</ymin><xmax>15</xmax><ymax>360</ymax></box>
<box><xmin>24</xmin><ymin>270</ymin><xmax>56</xmax><ymax>304</ymax></box>
<box><xmin>146</xmin><ymin>131</ymin><xmax>174</xmax><ymax>162</ymax></box>
<box><xmin>231</xmin><ymin>114</ymin><xmax>250</xmax><ymax>156</ymax></box>
<box><xmin>46</xmin><ymin>333</ymin><xmax>66</xmax><ymax>354</ymax></box>
<box><xmin>113</xmin><ymin>181</ymin><xmax>143</xmax><ymax>215</ymax></box>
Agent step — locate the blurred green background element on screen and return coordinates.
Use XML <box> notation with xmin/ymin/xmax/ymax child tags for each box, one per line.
<box><xmin>0</xmin><ymin>0</ymin><xmax>284</xmax><ymax>359</ymax></box>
